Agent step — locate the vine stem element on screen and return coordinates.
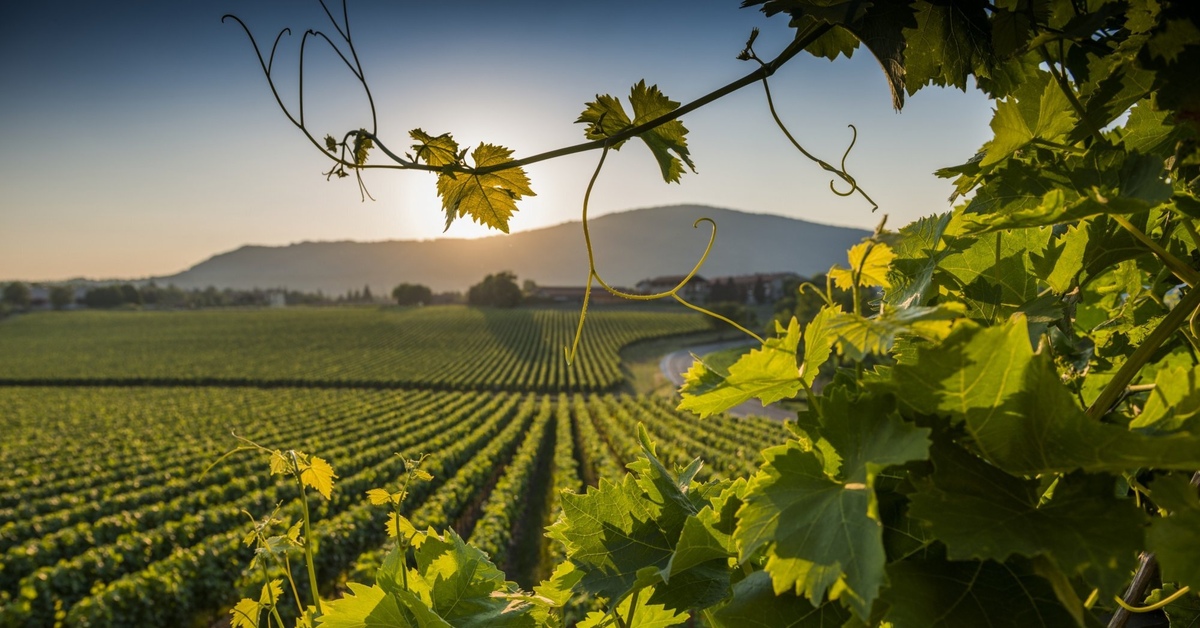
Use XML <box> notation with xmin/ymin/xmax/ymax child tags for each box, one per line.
<box><xmin>290</xmin><ymin>452</ymin><xmax>323</xmax><ymax>616</ymax></box>
<box><xmin>1087</xmin><ymin>284</ymin><xmax>1200</xmax><ymax>419</ymax></box>
<box><xmin>335</xmin><ymin>24</ymin><xmax>830</xmax><ymax>176</ymax></box>
<box><xmin>1109</xmin><ymin>215</ymin><xmax>1199</xmax><ymax>287</ymax></box>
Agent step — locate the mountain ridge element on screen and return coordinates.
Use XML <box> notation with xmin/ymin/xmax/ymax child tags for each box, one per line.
<box><xmin>155</xmin><ymin>205</ymin><xmax>870</xmax><ymax>294</ymax></box>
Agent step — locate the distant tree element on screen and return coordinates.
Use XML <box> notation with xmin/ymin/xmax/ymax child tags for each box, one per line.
<box><xmin>362</xmin><ymin>284</ymin><xmax>373</xmax><ymax>302</ymax></box>
<box><xmin>706</xmin><ymin>301</ymin><xmax>756</xmax><ymax>331</ymax></box>
<box><xmin>392</xmin><ymin>283</ymin><xmax>432</xmax><ymax>306</ymax></box>
<box><xmin>84</xmin><ymin>285</ymin><xmax>125</xmax><ymax>308</ymax></box>
<box><xmin>467</xmin><ymin>271</ymin><xmax>522</xmax><ymax>308</ymax></box>
<box><xmin>49</xmin><ymin>286</ymin><xmax>74</xmax><ymax>310</ymax></box>
<box><xmin>2</xmin><ymin>282</ymin><xmax>32</xmax><ymax>309</ymax></box>
<box><xmin>522</xmin><ymin>279</ymin><xmax>538</xmax><ymax>296</ymax></box>
<box><xmin>119</xmin><ymin>284</ymin><xmax>142</xmax><ymax>306</ymax></box>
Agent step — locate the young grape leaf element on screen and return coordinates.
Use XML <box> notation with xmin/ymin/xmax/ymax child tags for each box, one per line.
<box><xmin>709</xmin><ymin>570</ymin><xmax>851</xmax><ymax>628</ymax></box>
<box><xmin>824</xmin><ymin>304</ymin><xmax>963</xmax><ymax>362</ymax></box>
<box><xmin>575</xmin><ymin>586</ymin><xmax>687</xmax><ymax>628</ymax></box>
<box><xmin>829</xmin><ymin>241</ymin><xmax>895</xmax><ymax>290</ymax></box>
<box><xmin>577</xmin><ymin>80</ymin><xmax>696</xmax><ymax>183</ymax></box>
<box><xmin>315</xmin><ymin>582</ymin><xmax>410</xmax><ymax>628</ymax></box>
<box><xmin>885</xmin><ymin>212</ymin><xmax>954</xmax><ymax>309</ymax></box>
<box><xmin>298</xmin><ymin>454</ymin><xmax>336</xmax><ymax>500</ymax></box>
<box><xmin>907</xmin><ymin>440</ymin><xmax>1145</xmax><ymax>595</ymax></box>
<box><xmin>678</xmin><ymin>317</ymin><xmax>802</xmax><ymax>418</ymax></box>
<box><xmin>410</xmin><ymin>129</ymin><xmax>460</xmax><ymax>167</ymax></box>
<box><xmin>879</xmin><ymin>558</ymin><xmax>1079</xmax><ymax>628</ymax></box>
<box><xmin>981</xmin><ymin>70</ymin><xmax>1077</xmax><ymax>167</ymax></box>
<box><xmin>436</xmin><ymin>143</ymin><xmax>534</xmax><ymax>233</ymax></box>
<box><xmin>800</xmin><ymin>307</ymin><xmax>839</xmax><ymax>386</ymax></box>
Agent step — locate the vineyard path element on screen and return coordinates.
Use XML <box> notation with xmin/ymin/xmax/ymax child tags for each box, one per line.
<box><xmin>659</xmin><ymin>339</ymin><xmax>795</xmax><ymax>422</ymax></box>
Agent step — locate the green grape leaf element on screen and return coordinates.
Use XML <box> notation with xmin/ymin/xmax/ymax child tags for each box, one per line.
<box><xmin>575</xmin><ymin>586</ymin><xmax>687</xmax><ymax>628</ymax></box>
<box><xmin>936</xmin><ymin>224</ymin><xmax>1050</xmax><ymax>321</ymax></box>
<box><xmin>829</xmin><ymin>241</ymin><xmax>895</xmax><ymax>290</ymax></box>
<box><xmin>436</xmin><ymin>143</ymin><xmax>535</xmax><ymax>233</ymax></box>
<box><xmin>578</xmin><ymin>80</ymin><xmax>696</xmax><ymax>183</ymax></box>
<box><xmin>405</xmin><ymin>528</ymin><xmax>537</xmax><ymax>627</ymax></box>
<box><xmin>678</xmin><ymin>317</ymin><xmax>801</xmax><ymax>418</ymax></box>
<box><xmin>734</xmin><ymin>413</ymin><xmax>926</xmax><ymax>620</ymax></box>
<box><xmin>1146</xmin><ymin>474</ymin><xmax>1200</xmax><ymax>590</ymax></box>
<box><xmin>1129</xmin><ymin>366</ymin><xmax>1200</xmax><ymax>434</ymax></box>
<box><xmin>981</xmin><ymin>70</ymin><xmax>1077</xmax><ymax>167</ymax></box>
<box><xmin>800</xmin><ymin>306</ymin><xmax>839</xmax><ymax>386</ymax></box>
<box><xmin>316</xmin><ymin>582</ymin><xmax>411</xmax><ymax>628</ymax></box>
<box><xmin>709</xmin><ymin>570</ymin><xmax>851</xmax><ymax>628</ymax></box>
<box><xmin>410</xmin><ymin>129</ymin><xmax>460</xmax><ymax>168</ymax></box>
<box><xmin>888</xmin><ymin>318</ymin><xmax>1200</xmax><ymax>475</ymax></box>
<box><xmin>885</xmin><ymin>212</ymin><xmax>954</xmax><ymax>308</ymax></box>
<box><xmin>548</xmin><ymin>436</ymin><xmax>733</xmax><ymax>613</ymax></box>
<box><xmin>825</xmin><ymin>304</ymin><xmax>964</xmax><ymax>362</ymax></box>
<box><xmin>879</xmin><ymin>558</ymin><xmax>1079</xmax><ymax>628</ymax></box>
<box><xmin>908</xmin><ymin>440</ymin><xmax>1145</xmax><ymax>595</ymax></box>
<box><xmin>231</xmin><ymin>597</ymin><xmax>266</xmax><ymax>628</ymax></box>
<box><xmin>902</xmin><ymin>1</ymin><xmax>991</xmax><ymax>95</ymax></box>
<box><xmin>733</xmin><ymin>441</ymin><xmax>882</xmax><ymax>617</ymax></box>
<box><xmin>813</xmin><ymin>387</ymin><xmax>931</xmax><ymax>485</ymax></box>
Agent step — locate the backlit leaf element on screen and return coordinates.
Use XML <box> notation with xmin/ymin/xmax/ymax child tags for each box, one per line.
<box><xmin>436</xmin><ymin>143</ymin><xmax>534</xmax><ymax>233</ymax></box>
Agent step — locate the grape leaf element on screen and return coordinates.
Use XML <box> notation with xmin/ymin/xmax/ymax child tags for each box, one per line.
<box><xmin>824</xmin><ymin>304</ymin><xmax>963</xmax><ymax>362</ymax></box>
<box><xmin>547</xmin><ymin>434</ymin><xmax>733</xmax><ymax>613</ymax></box>
<box><xmin>879</xmin><ymin>558</ymin><xmax>1079</xmax><ymax>628</ymax></box>
<box><xmin>981</xmin><ymin>70</ymin><xmax>1077</xmax><ymax>167</ymax></box>
<box><xmin>800</xmin><ymin>306</ymin><xmax>839</xmax><ymax>386</ymax></box>
<box><xmin>902</xmin><ymin>1</ymin><xmax>992</xmax><ymax>95</ymax></box>
<box><xmin>577</xmin><ymin>80</ymin><xmax>696</xmax><ymax>183</ymax></box>
<box><xmin>734</xmin><ymin>392</ymin><xmax>930</xmax><ymax>621</ymax></box>
<box><xmin>405</xmin><ymin>528</ymin><xmax>538</xmax><ymax>627</ymax></box>
<box><xmin>298</xmin><ymin>454</ymin><xmax>337</xmax><ymax>500</ymax></box>
<box><xmin>316</xmin><ymin>582</ymin><xmax>411</xmax><ymax>628</ymax></box>
<box><xmin>908</xmin><ymin>440</ymin><xmax>1145</xmax><ymax>595</ymax></box>
<box><xmin>1129</xmin><ymin>366</ymin><xmax>1200</xmax><ymax>434</ymax></box>
<box><xmin>885</xmin><ymin>212</ymin><xmax>954</xmax><ymax>309</ymax></box>
<box><xmin>709</xmin><ymin>570</ymin><xmax>851</xmax><ymax>628</ymax></box>
<box><xmin>410</xmin><ymin>129</ymin><xmax>460</xmax><ymax>168</ymax></box>
<box><xmin>436</xmin><ymin>143</ymin><xmax>534</xmax><ymax>233</ymax></box>
<box><xmin>678</xmin><ymin>317</ymin><xmax>802</xmax><ymax>418</ymax></box>
<box><xmin>936</xmin><ymin>224</ymin><xmax>1050</xmax><ymax>321</ymax></box>
<box><xmin>888</xmin><ymin>318</ymin><xmax>1200</xmax><ymax>475</ymax></box>
<box><xmin>575</xmin><ymin>587</ymin><xmax>687</xmax><ymax>628</ymax></box>
<box><xmin>829</xmin><ymin>241</ymin><xmax>895</xmax><ymax>290</ymax></box>
<box><xmin>733</xmin><ymin>440</ymin><xmax>886</xmax><ymax>619</ymax></box>
<box><xmin>1146</xmin><ymin>474</ymin><xmax>1200</xmax><ymax>590</ymax></box>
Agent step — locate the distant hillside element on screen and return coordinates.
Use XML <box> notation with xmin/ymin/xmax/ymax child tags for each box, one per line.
<box><xmin>155</xmin><ymin>205</ymin><xmax>870</xmax><ymax>294</ymax></box>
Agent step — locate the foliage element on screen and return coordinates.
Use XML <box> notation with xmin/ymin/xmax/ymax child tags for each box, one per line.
<box><xmin>467</xmin><ymin>271</ymin><xmax>524</xmax><ymax>308</ymax></box>
<box><xmin>48</xmin><ymin>286</ymin><xmax>74</xmax><ymax>310</ymax></box>
<box><xmin>391</xmin><ymin>283</ymin><xmax>432</xmax><ymax>306</ymax></box>
<box><xmin>1</xmin><ymin>282</ymin><xmax>31</xmax><ymax>309</ymax></box>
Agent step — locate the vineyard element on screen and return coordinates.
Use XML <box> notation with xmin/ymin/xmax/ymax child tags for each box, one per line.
<box><xmin>0</xmin><ymin>307</ymin><xmax>706</xmax><ymax>391</ymax></box>
<box><xmin>0</xmin><ymin>307</ymin><xmax>775</xmax><ymax>627</ymax></box>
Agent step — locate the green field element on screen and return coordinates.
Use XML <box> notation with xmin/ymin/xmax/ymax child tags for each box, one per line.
<box><xmin>0</xmin><ymin>306</ymin><xmax>707</xmax><ymax>391</ymax></box>
<box><xmin>0</xmin><ymin>307</ymin><xmax>778</xmax><ymax>626</ymax></box>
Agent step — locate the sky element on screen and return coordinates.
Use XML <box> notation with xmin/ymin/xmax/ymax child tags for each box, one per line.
<box><xmin>0</xmin><ymin>1</ymin><xmax>995</xmax><ymax>282</ymax></box>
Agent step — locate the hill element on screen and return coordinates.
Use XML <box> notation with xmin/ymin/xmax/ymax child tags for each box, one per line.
<box><xmin>155</xmin><ymin>205</ymin><xmax>870</xmax><ymax>294</ymax></box>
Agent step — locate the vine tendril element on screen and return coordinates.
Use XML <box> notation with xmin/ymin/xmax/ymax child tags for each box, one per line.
<box><xmin>564</xmin><ymin>145</ymin><xmax>764</xmax><ymax>365</ymax></box>
<box><xmin>1112</xmin><ymin>585</ymin><xmax>1191</xmax><ymax>613</ymax></box>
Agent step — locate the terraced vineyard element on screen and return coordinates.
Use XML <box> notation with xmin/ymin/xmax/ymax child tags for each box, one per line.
<box><xmin>0</xmin><ymin>306</ymin><xmax>707</xmax><ymax>391</ymax></box>
<box><xmin>0</xmin><ymin>387</ymin><xmax>783</xmax><ymax>626</ymax></box>
<box><xmin>0</xmin><ymin>307</ymin><xmax>780</xmax><ymax>627</ymax></box>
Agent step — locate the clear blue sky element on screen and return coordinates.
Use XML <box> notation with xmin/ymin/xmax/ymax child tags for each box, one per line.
<box><xmin>0</xmin><ymin>1</ymin><xmax>993</xmax><ymax>281</ymax></box>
